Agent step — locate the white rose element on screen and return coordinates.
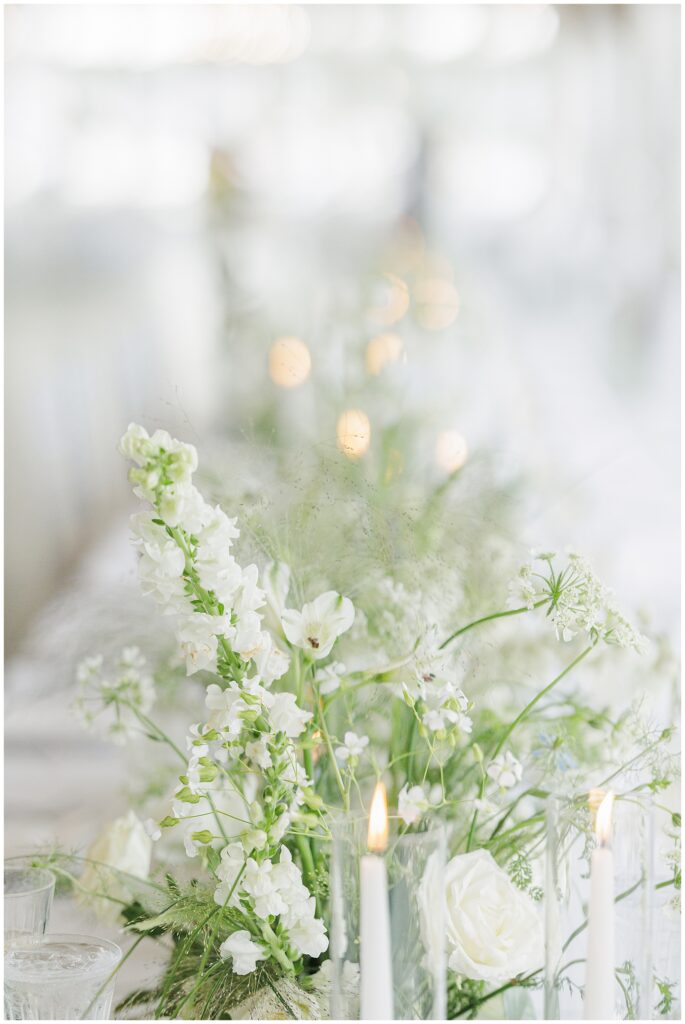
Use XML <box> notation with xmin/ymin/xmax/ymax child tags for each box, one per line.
<box><xmin>442</xmin><ymin>849</ymin><xmax>543</xmax><ymax>982</ymax></box>
<box><xmin>79</xmin><ymin>811</ymin><xmax>152</xmax><ymax>922</ymax></box>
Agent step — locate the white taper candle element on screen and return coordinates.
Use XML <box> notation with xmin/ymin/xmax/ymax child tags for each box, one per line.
<box><xmin>360</xmin><ymin>782</ymin><xmax>394</xmax><ymax>1020</ymax></box>
<box><xmin>584</xmin><ymin>791</ymin><xmax>615</xmax><ymax>1020</ymax></box>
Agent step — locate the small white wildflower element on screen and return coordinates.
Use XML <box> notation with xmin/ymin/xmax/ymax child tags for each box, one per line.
<box><xmin>398</xmin><ymin>784</ymin><xmax>429</xmax><ymax>825</ymax></box>
<box><xmin>335</xmin><ymin>731</ymin><xmax>369</xmax><ymax>763</ymax></box>
<box><xmin>316</xmin><ymin>661</ymin><xmax>346</xmax><ymax>695</ymax></box>
<box><xmin>487</xmin><ymin>751</ymin><xmax>523</xmax><ymax>789</ymax></box>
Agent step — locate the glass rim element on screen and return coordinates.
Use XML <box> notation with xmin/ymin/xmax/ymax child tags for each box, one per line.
<box><xmin>329</xmin><ymin>812</ymin><xmax>448</xmax><ymax>844</ymax></box>
<box><xmin>5</xmin><ymin>933</ymin><xmax>123</xmax><ymax>977</ymax></box>
<box><xmin>4</xmin><ymin>865</ymin><xmax>56</xmax><ymax>898</ymax></box>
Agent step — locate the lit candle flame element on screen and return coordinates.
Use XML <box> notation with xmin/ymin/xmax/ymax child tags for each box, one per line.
<box><xmin>367</xmin><ymin>781</ymin><xmax>389</xmax><ymax>854</ymax></box>
<box><xmin>591</xmin><ymin>789</ymin><xmax>614</xmax><ymax>846</ymax></box>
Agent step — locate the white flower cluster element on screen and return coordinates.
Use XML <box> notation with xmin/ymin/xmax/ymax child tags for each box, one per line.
<box><xmin>120</xmin><ymin>424</ymin><xmax>289</xmax><ymax>681</ymax></box>
<box><xmin>73</xmin><ymin>647</ymin><xmax>154</xmax><ymax>745</ymax></box>
<box><xmin>216</xmin><ymin>843</ymin><xmax>327</xmax><ymax>974</ymax></box>
<box><xmin>508</xmin><ymin>551</ymin><xmax>649</xmax><ymax>652</ymax></box>
<box><xmin>118</xmin><ymin>427</ymin><xmax>356</xmax><ymax>977</ymax></box>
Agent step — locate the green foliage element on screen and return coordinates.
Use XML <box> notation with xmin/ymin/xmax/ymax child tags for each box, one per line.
<box><xmin>654</xmin><ymin>975</ymin><xmax>677</xmax><ymax>1017</ymax></box>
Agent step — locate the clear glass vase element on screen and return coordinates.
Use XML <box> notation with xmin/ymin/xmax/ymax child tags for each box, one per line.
<box><xmin>544</xmin><ymin>793</ymin><xmax>654</xmax><ymax>1020</ymax></box>
<box><xmin>329</xmin><ymin>815</ymin><xmax>446</xmax><ymax>1020</ymax></box>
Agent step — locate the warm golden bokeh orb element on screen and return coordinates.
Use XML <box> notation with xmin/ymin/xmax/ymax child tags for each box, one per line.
<box><xmin>268</xmin><ymin>337</ymin><xmax>312</xmax><ymax>388</ymax></box>
<box><xmin>365</xmin><ymin>333</ymin><xmax>404</xmax><ymax>375</ymax></box>
<box><xmin>336</xmin><ymin>409</ymin><xmax>371</xmax><ymax>460</ymax></box>
<box><xmin>369</xmin><ymin>272</ymin><xmax>410</xmax><ymax>326</ymax></box>
<box><xmin>414</xmin><ymin>278</ymin><xmax>460</xmax><ymax>331</ymax></box>
<box><xmin>436</xmin><ymin>430</ymin><xmax>468</xmax><ymax>473</ymax></box>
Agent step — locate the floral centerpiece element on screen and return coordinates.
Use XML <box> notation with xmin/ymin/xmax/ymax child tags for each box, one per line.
<box><xmin>32</xmin><ymin>423</ymin><xmax>677</xmax><ymax>1020</ymax></box>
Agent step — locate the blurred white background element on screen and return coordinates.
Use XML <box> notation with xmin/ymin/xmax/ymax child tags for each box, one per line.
<box><xmin>4</xmin><ymin>1</ymin><xmax>680</xmax><ymax>796</ymax></box>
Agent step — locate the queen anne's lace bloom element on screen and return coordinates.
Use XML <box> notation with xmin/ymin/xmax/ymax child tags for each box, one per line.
<box><xmin>73</xmin><ymin>647</ymin><xmax>155</xmax><ymax>745</ymax></box>
<box><xmin>508</xmin><ymin>551</ymin><xmax>649</xmax><ymax>652</ymax></box>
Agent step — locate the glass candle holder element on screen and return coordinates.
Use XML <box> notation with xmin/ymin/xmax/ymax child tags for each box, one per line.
<box><xmin>544</xmin><ymin>793</ymin><xmax>654</xmax><ymax>1020</ymax></box>
<box><xmin>329</xmin><ymin>815</ymin><xmax>446</xmax><ymax>1020</ymax></box>
<box><xmin>4</xmin><ymin>866</ymin><xmax>55</xmax><ymax>946</ymax></box>
<box><xmin>4</xmin><ymin>933</ymin><xmax>122</xmax><ymax>1020</ymax></box>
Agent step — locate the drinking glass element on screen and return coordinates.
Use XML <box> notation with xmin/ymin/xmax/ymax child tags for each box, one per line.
<box><xmin>329</xmin><ymin>815</ymin><xmax>446</xmax><ymax>1020</ymax></box>
<box><xmin>4</xmin><ymin>933</ymin><xmax>123</xmax><ymax>1020</ymax></box>
<box><xmin>4</xmin><ymin>866</ymin><xmax>55</xmax><ymax>945</ymax></box>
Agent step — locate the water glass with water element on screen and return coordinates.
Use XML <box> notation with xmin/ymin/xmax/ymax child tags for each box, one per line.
<box><xmin>4</xmin><ymin>866</ymin><xmax>55</xmax><ymax>945</ymax></box>
<box><xmin>4</xmin><ymin>933</ymin><xmax>123</xmax><ymax>1020</ymax></box>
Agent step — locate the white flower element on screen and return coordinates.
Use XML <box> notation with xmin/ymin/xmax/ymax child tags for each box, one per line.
<box><xmin>241</xmin><ymin>828</ymin><xmax>268</xmax><ymax>854</ymax></box>
<box><xmin>335</xmin><ymin>731</ymin><xmax>369</xmax><ymax>763</ymax></box>
<box><xmin>118</xmin><ymin>422</ymin><xmax>154</xmax><ymax>465</ymax></box>
<box><xmin>281</xmin><ymin>591</ymin><xmax>355</xmax><ymax>660</ymax></box>
<box><xmin>244</xmin><ymin>858</ymin><xmax>288</xmax><ymax>919</ymax></box>
<box><xmin>288</xmin><ymin>912</ymin><xmax>329</xmax><ymax>958</ymax></box>
<box><xmin>420</xmin><ymin>680</ymin><xmax>471</xmax><ymax>735</ymax></box>
<box><xmin>219</xmin><ymin>930</ymin><xmax>267</xmax><ymax>975</ymax></box>
<box><xmin>232</xmin><ymin>613</ymin><xmax>267</xmax><ymax>661</ymax></box>
<box><xmin>245</xmin><ymin>738</ymin><xmax>273</xmax><ymax>770</ymax></box>
<box><xmin>398</xmin><ymin>784</ymin><xmax>429</xmax><ymax>825</ymax></box>
<box><xmin>268</xmin><ymin>692</ymin><xmax>312</xmax><ymax>738</ymax></box>
<box><xmin>252</xmin><ymin>633</ymin><xmax>290</xmax><ymax>685</ymax></box>
<box><xmin>177</xmin><ymin>615</ymin><xmax>228</xmax><ymax>675</ymax></box>
<box><xmin>487</xmin><ymin>751</ymin><xmax>523</xmax><ymax>789</ymax></box>
<box><xmin>234</xmin><ymin>565</ymin><xmax>266</xmax><ymax>617</ymax></box>
<box><xmin>183</xmin><ymin>826</ymin><xmax>201</xmax><ymax>858</ymax></box>
<box><xmin>194</xmin><ymin>506</ymin><xmax>241</xmax><ymax>600</ymax></box>
<box><xmin>262</xmin><ymin>560</ymin><xmax>291</xmax><ymax>624</ymax></box>
<box><xmin>158</xmin><ymin>484</ymin><xmax>208</xmax><ymax>532</ymax></box>
<box><xmin>316</xmin><ymin>661</ymin><xmax>346</xmax><ymax>695</ymax></box>
<box><xmin>441</xmin><ymin>849</ymin><xmax>543</xmax><ymax>982</ymax></box>
<box><xmin>214</xmin><ymin>842</ymin><xmax>245</xmax><ymax>906</ymax></box>
<box><xmin>79</xmin><ymin>812</ymin><xmax>152</xmax><ymax>922</ymax></box>
<box><xmin>205</xmin><ymin>684</ymin><xmax>249</xmax><ymax>737</ymax></box>
<box><xmin>144</xmin><ymin>818</ymin><xmax>162</xmax><ymax>842</ymax></box>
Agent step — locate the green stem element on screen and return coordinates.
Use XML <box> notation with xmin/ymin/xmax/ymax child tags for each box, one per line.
<box><xmin>453</xmin><ymin>969</ymin><xmax>540</xmax><ymax>1017</ymax></box>
<box><xmin>466</xmin><ymin>642</ymin><xmax>595</xmax><ymax>851</ymax></box>
<box><xmin>317</xmin><ymin>696</ymin><xmax>348</xmax><ymax>807</ymax></box>
<box><xmin>261</xmin><ymin>922</ymin><xmax>295</xmax><ymax>974</ymax></box>
<box><xmin>492</xmin><ymin>642</ymin><xmax>596</xmax><ymax>759</ymax></box>
<box><xmin>440</xmin><ymin>600</ymin><xmax>547</xmax><ymax>650</ymax></box>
